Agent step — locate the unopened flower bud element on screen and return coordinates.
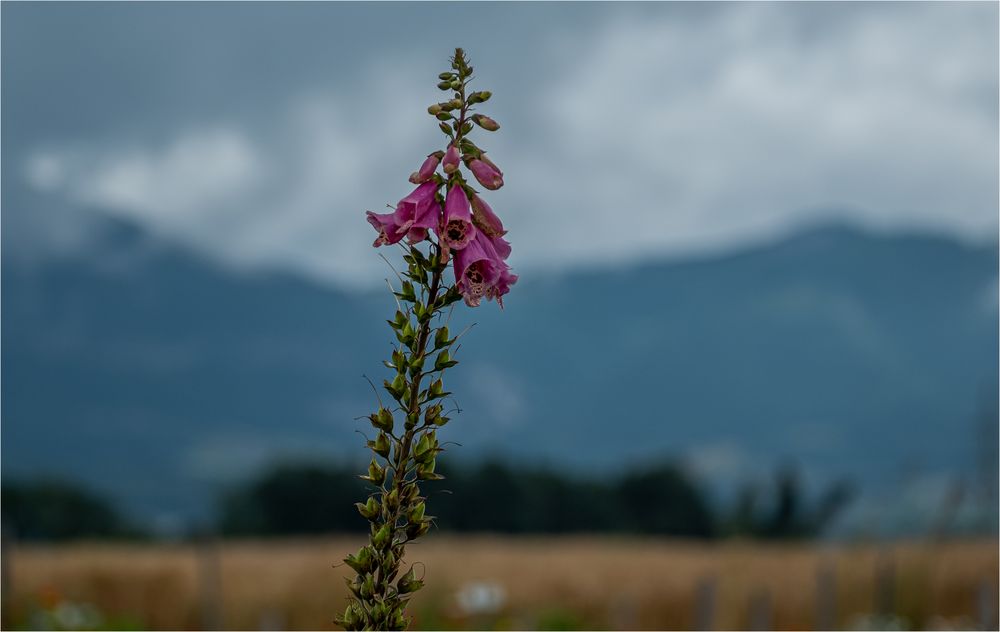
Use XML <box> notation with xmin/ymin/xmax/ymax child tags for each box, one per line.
<box><xmin>437</xmin><ymin>80</ymin><xmax>452</xmax><ymax>90</ymax></box>
<box><xmin>409</xmin><ymin>152</ymin><xmax>442</xmax><ymax>184</ymax></box>
<box><xmin>468</xmin><ymin>158</ymin><xmax>503</xmax><ymax>190</ymax></box>
<box><xmin>468</xmin><ymin>90</ymin><xmax>492</xmax><ymax>104</ymax></box>
<box><xmin>472</xmin><ymin>114</ymin><xmax>500</xmax><ymax>131</ymax></box>
<box><xmin>449</xmin><ymin>98</ymin><xmax>463</xmax><ymax>110</ymax></box>
<box><xmin>442</xmin><ymin>144</ymin><xmax>460</xmax><ymax>174</ymax></box>
<box><xmin>427</xmin><ymin>103</ymin><xmax>442</xmax><ymax>115</ymax></box>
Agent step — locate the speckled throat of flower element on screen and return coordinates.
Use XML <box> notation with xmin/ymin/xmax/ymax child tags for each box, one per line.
<box><xmin>338</xmin><ymin>49</ymin><xmax>516</xmax><ymax>631</ymax></box>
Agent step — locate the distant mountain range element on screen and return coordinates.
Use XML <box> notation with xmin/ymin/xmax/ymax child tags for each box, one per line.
<box><xmin>2</xmin><ymin>217</ymin><xmax>997</xmax><ymax>531</ymax></box>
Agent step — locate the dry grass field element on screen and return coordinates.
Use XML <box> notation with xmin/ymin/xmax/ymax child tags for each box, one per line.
<box><xmin>2</xmin><ymin>536</ymin><xmax>997</xmax><ymax>630</ymax></box>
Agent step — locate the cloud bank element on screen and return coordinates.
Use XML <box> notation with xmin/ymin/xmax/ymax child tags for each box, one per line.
<box><xmin>12</xmin><ymin>2</ymin><xmax>998</xmax><ymax>287</ymax></box>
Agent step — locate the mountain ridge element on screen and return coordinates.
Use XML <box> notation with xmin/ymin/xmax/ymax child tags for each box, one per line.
<box><xmin>2</xmin><ymin>216</ymin><xmax>996</xmax><ymax>528</ymax></box>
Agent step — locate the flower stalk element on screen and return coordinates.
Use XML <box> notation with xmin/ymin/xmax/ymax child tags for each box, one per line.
<box><xmin>337</xmin><ymin>48</ymin><xmax>515</xmax><ymax>631</ymax></box>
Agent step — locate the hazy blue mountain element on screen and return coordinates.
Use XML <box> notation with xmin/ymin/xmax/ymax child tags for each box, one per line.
<box><xmin>2</xmin><ymin>217</ymin><xmax>997</xmax><ymax>528</ymax></box>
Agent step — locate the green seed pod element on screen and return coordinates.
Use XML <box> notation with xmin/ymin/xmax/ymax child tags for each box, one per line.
<box><xmin>343</xmin><ymin>545</ymin><xmax>371</xmax><ymax>573</ymax></box>
<box><xmin>355</xmin><ymin>496</ymin><xmax>380</xmax><ymax>520</ymax></box>
<box><xmin>424</xmin><ymin>403</ymin><xmax>442</xmax><ymax>424</ymax></box>
<box><xmin>344</xmin><ymin>576</ymin><xmax>362</xmax><ymax>599</ymax></box>
<box><xmin>397</xmin><ymin>567</ymin><xmax>424</xmax><ymax>594</ymax></box>
<box><xmin>417</xmin><ymin>458</ymin><xmax>440</xmax><ymax>480</ymax></box>
<box><xmin>384</xmin><ymin>487</ymin><xmax>400</xmax><ymax>511</ymax></box>
<box><xmin>402</xmin><ymin>482</ymin><xmax>420</xmax><ymax>503</ymax></box>
<box><xmin>391</xmin><ymin>611</ymin><xmax>406</xmax><ymax>630</ymax></box>
<box><xmin>405</xmin><ymin>410</ymin><xmax>419</xmax><ymax>430</ymax></box>
<box><xmin>373</xmin><ymin>432</ymin><xmax>390</xmax><ymax>458</ymax></box>
<box><xmin>372</xmin><ymin>601</ymin><xmax>389</xmax><ymax>622</ymax></box>
<box><xmin>413</xmin><ymin>434</ymin><xmax>432</xmax><ymax>461</ymax></box>
<box><xmin>434</xmin><ymin>326</ymin><xmax>451</xmax><ymax>350</ymax></box>
<box><xmin>408</xmin><ymin>501</ymin><xmax>426</xmax><ymax>523</ymax></box>
<box><xmin>376</xmin><ymin>407</ymin><xmax>394</xmax><ymax>432</ymax></box>
<box><xmin>390</xmin><ymin>373</ymin><xmax>406</xmax><ymax>395</ymax></box>
<box><xmin>339</xmin><ymin>602</ymin><xmax>360</xmax><ymax>628</ymax></box>
<box><xmin>435</xmin><ymin>350</ymin><xmax>458</xmax><ymax>371</ymax></box>
<box><xmin>406</xmin><ymin>519</ymin><xmax>432</xmax><ymax>539</ymax></box>
<box><xmin>399</xmin><ymin>281</ymin><xmax>416</xmax><ymax>302</ymax></box>
<box><xmin>360</xmin><ymin>573</ymin><xmax>375</xmax><ymax>599</ymax></box>
<box><xmin>372</xmin><ymin>522</ymin><xmax>392</xmax><ymax>549</ymax></box>
<box><xmin>364</xmin><ymin>458</ymin><xmax>386</xmax><ymax>485</ymax></box>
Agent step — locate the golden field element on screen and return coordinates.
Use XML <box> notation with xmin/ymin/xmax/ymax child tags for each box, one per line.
<box><xmin>2</xmin><ymin>536</ymin><xmax>997</xmax><ymax>630</ymax></box>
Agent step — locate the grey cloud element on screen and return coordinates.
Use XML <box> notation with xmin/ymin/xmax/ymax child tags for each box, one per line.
<box><xmin>4</xmin><ymin>2</ymin><xmax>996</xmax><ymax>287</ymax></box>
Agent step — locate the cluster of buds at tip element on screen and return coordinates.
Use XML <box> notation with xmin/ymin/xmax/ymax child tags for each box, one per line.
<box><xmin>344</xmin><ymin>48</ymin><xmax>514</xmax><ymax>630</ymax></box>
<box><xmin>365</xmin><ymin>48</ymin><xmax>516</xmax><ymax>309</ymax></box>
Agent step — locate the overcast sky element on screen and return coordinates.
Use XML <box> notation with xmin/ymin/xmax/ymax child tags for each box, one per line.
<box><xmin>3</xmin><ymin>2</ymin><xmax>997</xmax><ymax>287</ymax></box>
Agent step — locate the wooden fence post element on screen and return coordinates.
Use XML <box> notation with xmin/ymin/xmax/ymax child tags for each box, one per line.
<box><xmin>694</xmin><ymin>576</ymin><xmax>716</xmax><ymax>631</ymax></box>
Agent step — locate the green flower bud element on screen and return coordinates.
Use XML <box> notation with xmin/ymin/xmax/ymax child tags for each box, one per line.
<box><xmin>435</xmin><ymin>112</ymin><xmax>454</xmax><ymax>121</ymax></box>
<box><xmin>449</xmin><ymin>80</ymin><xmax>461</xmax><ymax>90</ymax></box>
<box><xmin>467</xmin><ymin>90</ymin><xmax>492</xmax><ymax>104</ymax></box>
<box><xmin>439</xmin><ymin>122</ymin><xmax>454</xmax><ymax>136</ymax></box>
<box><xmin>472</xmin><ymin>114</ymin><xmax>500</xmax><ymax>131</ymax></box>
<box><xmin>437</xmin><ymin>80</ymin><xmax>452</xmax><ymax>90</ymax></box>
<box><xmin>438</xmin><ymin>72</ymin><xmax>454</xmax><ymax>80</ymax></box>
<box><xmin>427</xmin><ymin>103</ymin><xmax>442</xmax><ymax>115</ymax></box>
<box><xmin>448</xmin><ymin>98</ymin><xmax>463</xmax><ymax>109</ymax></box>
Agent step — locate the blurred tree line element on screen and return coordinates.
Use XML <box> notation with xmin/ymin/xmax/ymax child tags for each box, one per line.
<box><xmin>2</xmin><ymin>460</ymin><xmax>853</xmax><ymax>541</ymax></box>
